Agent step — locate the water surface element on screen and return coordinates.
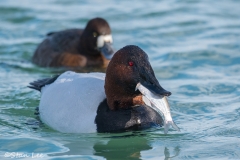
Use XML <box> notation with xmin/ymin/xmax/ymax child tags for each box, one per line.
<box><xmin>0</xmin><ymin>0</ymin><xmax>240</xmax><ymax>159</ymax></box>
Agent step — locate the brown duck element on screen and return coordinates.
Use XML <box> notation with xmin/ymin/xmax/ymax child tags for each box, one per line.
<box><xmin>32</xmin><ymin>17</ymin><xmax>115</xmax><ymax>68</ymax></box>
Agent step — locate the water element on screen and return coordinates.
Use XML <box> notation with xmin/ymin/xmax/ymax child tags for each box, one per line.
<box><xmin>0</xmin><ymin>0</ymin><xmax>240</xmax><ymax>159</ymax></box>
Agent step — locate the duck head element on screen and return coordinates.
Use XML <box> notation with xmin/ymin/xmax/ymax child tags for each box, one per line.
<box><xmin>80</xmin><ymin>17</ymin><xmax>115</xmax><ymax>64</ymax></box>
<box><xmin>105</xmin><ymin>45</ymin><xmax>171</xmax><ymax>110</ymax></box>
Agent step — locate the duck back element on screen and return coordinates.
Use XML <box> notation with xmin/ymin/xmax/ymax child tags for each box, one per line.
<box><xmin>39</xmin><ymin>71</ymin><xmax>106</xmax><ymax>133</ymax></box>
<box><xmin>32</xmin><ymin>29</ymin><xmax>83</xmax><ymax>67</ymax></box>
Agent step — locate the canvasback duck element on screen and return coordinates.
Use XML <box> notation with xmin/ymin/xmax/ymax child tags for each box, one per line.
<box><xmin>29</xmin><ymin>45</ymin><xmax>180</xmax><ymax>133</ymax></box>
<box><xmin>32</xmin><ymin>17</ymin><xmax>114</xmax><ymax>68</ymax></box>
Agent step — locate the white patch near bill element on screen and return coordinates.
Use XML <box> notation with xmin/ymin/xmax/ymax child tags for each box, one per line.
<box><xmin>97</xmin><ymin>34</ymin><xmax>113</xmax><ymax>48</ymax></box>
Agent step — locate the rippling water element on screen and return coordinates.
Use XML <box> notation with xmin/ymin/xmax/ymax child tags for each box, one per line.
<box><xmin>0</xmin><ymin>0</ymin><xmax>240</xmax><ymax>159</ymax></box>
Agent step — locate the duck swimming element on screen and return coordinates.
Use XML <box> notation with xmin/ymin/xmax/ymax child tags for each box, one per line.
<box><xmin>32</xmin><ymin>17</ymin><xmax>114</xmax><ymax>68</ymax></box>
<box><xmin>29</xmin><ymin>45</ymin><xmax>179</xmax><ymax>133</ymax></box>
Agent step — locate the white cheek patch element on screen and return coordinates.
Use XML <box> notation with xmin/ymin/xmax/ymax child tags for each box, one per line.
<box><xmin>97</xmin><ymin>34</ymin><xmax>113</xmax><ymax>48</ymax></box>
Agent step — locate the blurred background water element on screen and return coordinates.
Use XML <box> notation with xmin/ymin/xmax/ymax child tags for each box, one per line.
<box><xmin>0</xmin><ymin>0</ymin><xmax>240</xmax><ymax>159</ymax></box>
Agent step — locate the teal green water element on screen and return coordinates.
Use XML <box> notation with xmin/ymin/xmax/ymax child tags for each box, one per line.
<box><xmin>0</xmin><ymin>0</ymin><xmax>240</xmax><ymax>159</ymax></box>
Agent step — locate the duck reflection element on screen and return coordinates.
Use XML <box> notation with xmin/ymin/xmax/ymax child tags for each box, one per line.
<box><xmin>164</xmin><ymin>146</ymin><xmax>180</xmax><ymax>160</ymax></box>
<box><xmin>93</xmin><ymin>133</ymin><xmax>180</xmax><ymax>160</ymax></box>
<box><xmin>49</xmin><ymin>132</ymin><xmax>180</xmax><ymax>160</ymax></box>
<box><xmin>93</xmin><ymin>135</ymin><xmax>150</xmax><ymax>160</ymax></box>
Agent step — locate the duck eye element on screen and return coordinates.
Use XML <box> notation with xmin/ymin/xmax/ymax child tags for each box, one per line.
<box><xmin>128</xmin><ymin>61</ymin><xmax>134</xmax><ymax>66</ymax></box>
<box><xmin>93</xmin><ymin>32</ymin><xmax>97</xmax><ymax>37</ymax></box>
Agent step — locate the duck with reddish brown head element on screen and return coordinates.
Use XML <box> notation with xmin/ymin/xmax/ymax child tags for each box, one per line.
<box><xmin>104</xmin><ymin>45</ymin><xmax>171</xmax><ymax>110</ymax></box>
<box><xmin>32</xmin><ymin>17</ymin><xmax>115</xmax><ymax>69</ymax></box>
<box><xmin>29</xmin><ymin>45</ymin><xmax>179</xmax><ymax>133</ymax></box>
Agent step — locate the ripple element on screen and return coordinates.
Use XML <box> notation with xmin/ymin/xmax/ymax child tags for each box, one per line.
<box><xmin>0</xmin><ymin>137</ymin><xmax>67</xmax><ymax>154</ymax></box>
<box><xmin>0</xmin><ymin>0</ymin><xmax>240</xmax><ymax>159</ymax></box>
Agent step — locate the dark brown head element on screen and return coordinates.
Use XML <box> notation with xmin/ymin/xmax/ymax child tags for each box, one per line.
<box><xmin>80</xmin><ymin>17</ymin><xmax>115</xmax><ymax>62</ymax></box>
<box><xmin>105</xmin><ymin>45</ymin><xmax>171</xmax><ymax>110</ymax></box>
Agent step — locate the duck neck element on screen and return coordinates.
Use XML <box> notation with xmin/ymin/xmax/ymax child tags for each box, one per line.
<box><xmin>106</xmin><ymin>94</ymin><xmax>144</xmax><ymax>110</ymax></box>
<box><xmin>79</xmin><ymin>41</ymin><xmax>99</xmax><ymax>56</ymax></box>
<box><xmin>79</xmin><ymin>36</ymin><xmax>108</xmax><ymax>68</ymax></box>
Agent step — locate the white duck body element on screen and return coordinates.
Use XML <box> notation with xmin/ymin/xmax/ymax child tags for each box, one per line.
<box><xmin>39</xmin><ymin>71</ymin><xmax>106</xmax><ymax>133</ymax></box>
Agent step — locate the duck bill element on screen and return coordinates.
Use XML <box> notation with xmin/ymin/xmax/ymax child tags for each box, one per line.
<box><xmin>135</xmin><ymin>80</ymin><xmax>180</xmax><ymax>134</ymax></box>
<box><xmin>99</xmin><ymin>42</ymin><xmax>115</xmax><ymax>60</ymax></box>
<box><xmin>139</xmin><ymin>67</ymin><xmax>171</xmax><ymax>97</ymax></box>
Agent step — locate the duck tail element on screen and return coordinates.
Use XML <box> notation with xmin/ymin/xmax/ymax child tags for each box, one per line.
<box><xmin>28</xmin><ymin>75</ymin><xmax>59</xmax><ymax>92</ymax></box>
